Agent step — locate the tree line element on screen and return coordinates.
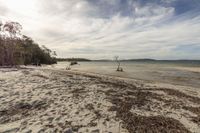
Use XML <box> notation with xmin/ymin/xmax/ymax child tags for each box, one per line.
<box><xmin>0</xmin><ymin>36</ymin><xmax>57</xmax><ymax>66</ymax></box>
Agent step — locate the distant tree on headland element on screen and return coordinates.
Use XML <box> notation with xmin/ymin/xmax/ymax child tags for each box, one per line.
<box><xmin>56</xmin><ymin>58</ymin><xmax>91</xmax><ymax>62</ymax></box>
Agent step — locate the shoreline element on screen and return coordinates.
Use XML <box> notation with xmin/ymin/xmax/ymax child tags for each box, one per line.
<box><xmin>0</xmin><ymin>67</ymin><xmax>200</xmax><ymax>132</ymax></box>
<box><xmin>49</xmin><ymin>61</ymin><xmax>200</xmax><ymax>88</ymax></box>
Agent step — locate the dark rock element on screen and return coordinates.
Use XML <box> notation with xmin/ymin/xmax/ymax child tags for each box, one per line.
<box><xmin>64</xmin><ymin>128</ymin><xmax>73</xmax><ymax>133</ymax></box>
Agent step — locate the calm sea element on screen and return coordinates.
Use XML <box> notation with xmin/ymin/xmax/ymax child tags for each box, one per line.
<box><xmin>52</xmin><ymin>61</ymin><xmax>200</xmax><ymax>88</ymax></box>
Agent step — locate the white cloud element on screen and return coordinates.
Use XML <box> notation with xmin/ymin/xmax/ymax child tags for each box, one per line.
<box><xmin>0</xmin><ymin>0</ymin><xmax>200</xmax><ymax>59</ymax></box>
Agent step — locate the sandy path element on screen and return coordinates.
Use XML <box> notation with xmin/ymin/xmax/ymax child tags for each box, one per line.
<box><xmin>0</xmin><ymin>68</ymin><xmax>200</xmax><ymax>133</ymax></box>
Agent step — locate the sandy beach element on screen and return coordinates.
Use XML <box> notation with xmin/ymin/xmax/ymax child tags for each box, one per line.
<box><xmin>0</xmin><ymin>67</ymin><xmax>200</xmax><ymax>133</ymax></box>
<box><xmin>1</xmin><ymin>0</ymin><xmax>200</xmax><ymax>132</ymax></box>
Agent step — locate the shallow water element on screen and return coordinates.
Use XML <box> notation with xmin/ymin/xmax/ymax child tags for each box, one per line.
<box><xmin>52</xmin><ymin>61</ymin><xmax>200</xmax><ymax>88</ymax></box>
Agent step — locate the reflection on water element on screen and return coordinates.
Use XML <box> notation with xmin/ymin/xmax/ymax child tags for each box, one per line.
<box><xmin>53</xmin><ymin>61</ymin><xmax>200</xmax><ymax>88</ymax></box>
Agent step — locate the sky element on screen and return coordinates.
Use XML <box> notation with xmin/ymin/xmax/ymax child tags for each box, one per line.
<box><xmin>0</xmin><ymin>0</ymin><xmax>200</xmax><ymax>59</ymax></box>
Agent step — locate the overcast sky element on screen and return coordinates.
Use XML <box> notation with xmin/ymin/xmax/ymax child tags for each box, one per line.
<box><xmin>0</xmin><ymin>0</ymin><xmax>200</xmax><ymax>59</ymax></box>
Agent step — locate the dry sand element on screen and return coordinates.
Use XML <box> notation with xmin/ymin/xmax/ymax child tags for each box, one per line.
<box><xmin>0</xmin><ymin>67</ymin><xmax>200</xmax><ymax>133</ymax></box>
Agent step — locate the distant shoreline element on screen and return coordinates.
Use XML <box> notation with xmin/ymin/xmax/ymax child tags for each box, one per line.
<box><xmin>56</xmin><ymin>58</ymin><xmax>200</xmax><ymax>62</ymax></box>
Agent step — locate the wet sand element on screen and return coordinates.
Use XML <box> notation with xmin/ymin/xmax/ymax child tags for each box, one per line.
<box><xmin>51</xmin><ymin>61</ymin><xmax>200</xmax><ymax>88</ymax></box>
<box><xmin>0</xmin><ymin>67</ymin><xmax>200</xmax><ymax>133</ymax></box>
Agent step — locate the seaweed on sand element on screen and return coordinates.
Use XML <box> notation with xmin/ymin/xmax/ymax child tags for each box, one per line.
<box><xmin>102</xmin><ymin>85</ymin><xmax>192</xmax><ymax>132</ymax></box>
<box><xmin>107</xmin><ymin>94</ymin><xmax>191</xmax><ymax>133</ymax></box>
<box><xmin>183</xmin><ymin>106</ymin><xmax>200</xmax><ymax>125</ymax></box>
<box><xmin>0</xmin><ymin>100</ymin><xmax>48</xmax><ymax>124</ymax></box>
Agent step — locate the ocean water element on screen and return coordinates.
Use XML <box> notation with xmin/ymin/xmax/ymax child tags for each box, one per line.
<box><xmin>52</xmin><ymin>61</ymin><xmax>200</xmax><ymax>88</ymax></box>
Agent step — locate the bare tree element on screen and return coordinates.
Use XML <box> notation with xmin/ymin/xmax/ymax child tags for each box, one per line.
<box><xmin>52</xmin><ymin>51</ymin><xmax>57</xmax><ymax>57</ymax></box>
<box><xmin>114</xmin><ymin>56</ymin><xmax>123</xmax><ymax>72</ymax></box>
